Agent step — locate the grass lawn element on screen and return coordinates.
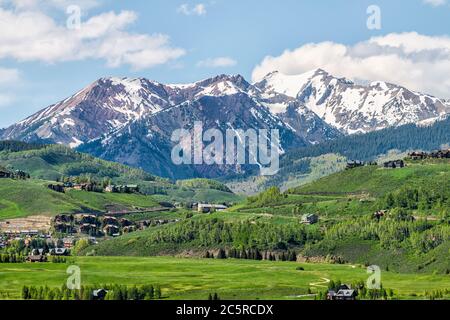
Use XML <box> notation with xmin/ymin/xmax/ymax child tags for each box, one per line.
<box><xmin>0</xmin><ymin>179</ymin><xmax>160</xmax><ymax>219</ymax></box>
<box><xmin>0</xmin><ymin>256</ymin><xmax>448</xmax><ymax>300</ymax></box>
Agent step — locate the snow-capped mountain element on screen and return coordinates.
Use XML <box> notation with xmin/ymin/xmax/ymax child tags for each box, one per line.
<box><xmin>255</xmin><ymin>68</ymin><xmax>450</xmax><ymax>134</ymax></box>
<box><xmin>1</xmin><ymin>69</ymin><xmax>448</xmax><ymax>178</ymax></box>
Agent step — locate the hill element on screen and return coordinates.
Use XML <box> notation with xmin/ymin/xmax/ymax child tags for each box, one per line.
<box><xmin>0</xmin><ymin>178</ymin><xmax>160</xmax><ymax>219</ymax></box>
<box><xmin>87</xmin><ymin>159</ymin><xmax>450</xmax><ymax>274</ymax></box>
<box><xmin>226</xmin><ymin>116</ymin><xmax>450</xmax><ymax>193</ymax></box>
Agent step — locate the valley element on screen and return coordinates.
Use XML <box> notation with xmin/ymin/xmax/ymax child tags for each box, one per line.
<box><xmin>0</xmin><ymin>256</ymin><xmax>448</xmax><ymax>300</ymax></box>
<box><xmin>0</xmin><ymin>140</ymin><xmax>448</xmax><ymax>300</ymax></box>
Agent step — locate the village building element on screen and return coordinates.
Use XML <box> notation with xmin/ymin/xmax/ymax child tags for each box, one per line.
<box><xmin>327</xmin><ymin>284</ymin><xmax>357</xmax><ymax>300</ymax></box>
<box><xmin>373</xmin><ymin>210</ymin><xmax>387</xmax><ymax>221</ymax></box>
<box><xmin>0</xmin><ymin>170</ymin><xmax>12</xmax><ymax>178</ymax></box>
<box><xmin>346</xmin><ymin>160</ymin><xmax>364</xmax><ymax>170</ymax></box>
<box><xmin>80</xmin><ymin>223</ymin><xmax>97</xmax><ymax>235</ymax></box>
<box><xmin>79</xmin><ymin>215</ymin><xmax>97</xmax><ymax>225</ymax></box>
<box><xmin>102</xmin><ymin>216</ymin><xmax>119</xmax><ymax>226</ymax></box>
<box><xmin>105</xmin><ymin>184</ymin><xmax>140</xmax><ymax>194</ymax></box>
<box><xmin>103</xmin><ymin>224</ymin><xmax>120</xmax><ymax>236</ymax></box>
<box><xmin>301</xmin><ymin>213</ymin><xmax>319</xmax><ymax>225</ymax></box>
<box><xmin>49</xmin><ymin>248</ymin><xmax>69</xmax><ymax>256</ymax></box>
<box><xmin>48</xmin><ymin>184</ymin><xmax>65</xmax><ymax>193</ymax></box>
<box><xmin>197</xmin><ymin>203</ymin><xmax>228</xmax><ymax>213</ymax></box>
<box><xmin>27</xmin><ymin>254</ymin><xmax>47</xmax><ymax>263</ymax></box>
<box><xmin>383</xmin><ymin>159</ymin><xmax>405</xmax><ymax>169</ymax></box>
<box><xmin>92</xmin><ymin>289</ymin><xmax>108</xmax><ymax>300</ymax></box>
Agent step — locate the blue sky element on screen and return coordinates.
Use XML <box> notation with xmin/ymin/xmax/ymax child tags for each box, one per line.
<box><xmin>1</xmin><ymin>0</ymin><xmax>450</xmax><ymax>127</ymax></box>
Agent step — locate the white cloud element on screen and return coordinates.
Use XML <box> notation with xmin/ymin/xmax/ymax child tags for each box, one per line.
<box><xmin>197</xmin><ymin>57</ymin><xmax>237</xmax><ymax>68</ymax></box>
<box><xmin>423</xmin><ymin>0</ymin><xmax>447</xmax><ymax>7</ymax></box>
<box><xmin>177</xmin><ymin>3</ymin><xmax>207</xmax><ymax>16</ymax></box>
<box><xmin>252</xmin><ymin>32</ymin><xmax>450</xmax><ymax>98</ymax></box>
<box><xmin>0</xmin><ymin>5</ymin><xmax>185</xmax><ymax>70</ymax></box>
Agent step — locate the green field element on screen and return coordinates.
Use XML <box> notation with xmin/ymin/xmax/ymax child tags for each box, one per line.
<box><xmin>0</xmin><ymin>178</ymin><xmax>160</xmax><ymax>219</ymax></box>
<box><xmin>289</xmin><ymin>161</ymin><xmax>450</xmax><ymax>197</ymax></box>
<box><xmin>0</xmin><ymin>256</ymin><xmax>448</xmax><ymax>300</ymax></box>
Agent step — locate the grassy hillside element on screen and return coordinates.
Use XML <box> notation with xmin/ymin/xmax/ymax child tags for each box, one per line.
<box><xmin>0</xmin><ymin>143</ymin><xmax>158</xmax><ymax>182</ymax></box>
<box><xmin>87</xmin><ymin>159</ymin><xmax>450</xmax><ymax>275</ymax></box>
<box><xmin>0</xmin><ymin>141</ymin><xmax>243</xmax><ymax>211</ymax></box>
<box><xmin>225</xmin><ymin>117</ymin><xmax>450</xmax><ymax>194</ymax></box>
<box><xmin>289</xmin><ymin>160</ymin><xmax>450</xmax><ymax>197</ymax></box>
<box><xmin>0</xmin><ymin>178</ymin><xmax>160</xmax><ymax>219</ymax></box>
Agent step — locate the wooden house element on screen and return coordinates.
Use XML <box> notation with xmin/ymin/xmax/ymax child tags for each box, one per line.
<box><xmin>301</xmin><ymin>213</ymin><xmax>319</xmax><ymax>225</ymax></box>
<box><xmin>383</xmin><ymin>160</ymin><xmax>405</xmax><ymax>169</ymax></box>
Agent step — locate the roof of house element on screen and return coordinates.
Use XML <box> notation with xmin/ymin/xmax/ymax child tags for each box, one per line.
<box><xmin>336</xmin><ymin>289</ymin><xmax>356</xmax><ymax>297</ymax></box>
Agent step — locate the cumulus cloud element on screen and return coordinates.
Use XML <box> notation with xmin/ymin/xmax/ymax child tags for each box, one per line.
<box><xmin>0</xmin><ymin>4</ymin><xmax>185</xmax><ymax>70</ymax></box>
<box><xmin>177</xmin><ymin>3</ymin><xmax>207</xmax><ymax>16</ymax></box>
<box><xmin>423</xmin><ymin>0</ymin><xmax>447</xmax><ymax>7</ymax></box>
<box><xmin>252</xmin><ymin>32</ymin><xmax>450</xmax><ymax>98</ymax></box>
<box><xmin>197</xmin><ymin>57</ymin><xmax>237</xmax><ymax>68</ymax></box>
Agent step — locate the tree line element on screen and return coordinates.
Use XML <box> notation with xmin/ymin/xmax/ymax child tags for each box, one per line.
<box><xmin>22</xmin><ymin>284</ymin><xmax>162</xmax><ymax>300</ymax></box>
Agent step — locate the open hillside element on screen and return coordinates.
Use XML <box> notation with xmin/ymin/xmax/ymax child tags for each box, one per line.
<box><xmin>226</xmin><ymin>116</ymin><xmax>450</xmax><ymax>194</ymax></box>
<box><xmin>87</xmin><ymin>159</ymin><xmax>450</xmax><ymax>275</ymax></box>
<box><xmin>289</xmin><ymin>159</ymin><xmax>450</xmax><ymax>197</ymax></box>
<box><xmin>0</xmin><ymin>141</ymin><xmax>242</xmax><ymax>206</ymax></box>
<box><xmin>0</xmin><ymin>178</ymin><xmax>160</xmax><ymax>219</ymax></box>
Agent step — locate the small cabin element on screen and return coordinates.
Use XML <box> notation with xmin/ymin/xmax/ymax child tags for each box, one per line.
<box><xmin>197</xmin><ymin>203</ymin><xmax>228</xmax><ymax>213</ymax></box>
<box><xmin>383</xmin><ymin>160</ymin><xmax>405</xmax><ymax>169</ymax></box>
<box><xmin>301</xmin><ymin>213</ymin><xmax>319</xmax><ymax>225</ymax></box>
<box><xmin>92</xmin><ymin>289</ymin><xmax>108</xmax><ymax>300</ymax></box>
<box><xmin>0</xmin><ymin>170</ymin><xmax>11</xmax><ymax>178</ymax></box>
<box><xmin>48</xmin><ymin>184</ymin><xmax>65</xmax><ymax>193</ymax></box>
<box><xmin>27</xmin><ymin>255</ymin><xmax>47</xmax><ymax>263</ymax></box>
<box><xmin>346</xmin><ymin>160</ymin><xmax>364</xmax><ymax>170</ymax></box>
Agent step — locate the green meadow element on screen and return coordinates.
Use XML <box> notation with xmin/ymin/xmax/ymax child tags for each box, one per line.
<box><xmin>0</xmin><ymin>256</ymin><xmax>448</xmax><ymax>300</ymax></box>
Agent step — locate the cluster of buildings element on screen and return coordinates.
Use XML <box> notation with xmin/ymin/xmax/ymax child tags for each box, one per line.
<box><xmin>0</xmin><ymin>169</ymin><xmax>29</xmax><ymax>180</ymax></box>
<box><xmin>301</xmin><ymin>213</ymin><xmax>319</xmax><ymax>225</ymax></box>
<box><xmin>408</xmin><ymin>149</ymin><xmax>450</xmax><ymax>160</ymax></box>
<box><xmin>383</xmin><ymin>159</ymin><xmax>405</xmax><ymax>169</ymax></box>
<box><xmin>346</xmin><ymin>149</ymin><xmax>450</xmax><ymax>171</ymax></box>
<box><xmin>48</xmin><ymin>182</ymin><xmax>139</xmax><ymax>194</ymax></box>
<box><xmin>346</xmin><ymin>160</ymin><xmax>377</xmax><ymax>170</ymax></box>
<box><xmin>196</xmin><ymin>203</ymin><xmax>228</xmax><ymax>213</ymax></box>
<box><xmin>53</xmin><ymin>214</ymin><xmax>136</xmax><ymax>237</ymax></box>
<box><xmin>327</xmin><ymin>284</ymin><xmax>358</xmax><ymax>300</ymax></box>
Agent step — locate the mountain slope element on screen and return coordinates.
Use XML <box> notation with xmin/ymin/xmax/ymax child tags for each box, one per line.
<box><xmin>225</xmin><ymin>116</ymin><xmax>450</xmax><ymax>193</ymax></box>
<box><xmin>255</xmin><ymin>69</ymin><xmax>450</xmax><ymax>134</ymax></box>
<box><xmin>2</xmin><ymin>70</ymin><xmax>449</xmax><ymax>179</ymax></box>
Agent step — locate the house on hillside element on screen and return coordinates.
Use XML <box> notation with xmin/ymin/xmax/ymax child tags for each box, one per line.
<box><xmin>327</xmin><ymin>284</ymin><xmax>357</xmax><ymax>300</ymax></box>
<box><xmin>14</xmin><ymin>170</ymin><xmax>29</xmax><ymax>180</ymax></box>
<box><xmin>102</xmin><ymin>216</ymin><xmax>118</xmax><ymax>226</ymax></box>
<box><xmin>373</xmin><ymin>210</ymin><xmax>387</xmax><ymax>221</ymax></box>
<box><xmin>27</xmin><ymin>254</ymin><xmax>47</xmax><ymax>263</ymax></box>
<box><xmin>105</xmin><ymin>184</ymin><xmax>140</xmax><ymax>194</ymax></box>
<box><xmin>346</xmin><ymin>160</ymin><xmax>364</xmax><ymax>170</ymax></box>
<box><xmin>301</xmin><ymin>213</ymin><xmax>319</xmax><ymax>225</ymax></box>
<box><xmin>48</xmin><ymin>184</ymin><xmax>65</xmax><ymax>193</ymax></box>
<box><xmin>0</xmin><ymin>170</ymin><xmax>11</xmax><ymax>178</ymax></box>
<box><xmin>103</xmin><ymin>224</ymin><xmax>119</xmax><ymax>236</ymax></box>
<box><xmin>49</xmin><ymin>248</ymin><xmax>69</xmax><ymax>256</ymax></box>
<box><xmin>197</xmin><ymin>203</ymin><xmax>228</xmax><ymax>213</ymax></box>
<box><xmin>93</xmin><ymin>289</ymin><xmax>108</xmax><ymax>300</ymax></box>
<box><xmin>383</xmin><ymin>160</ymin><xmax>405</xmax><ymax>169</ymax></box>
<box><xmin>408</xmin><ymin>151</ymin><xmax>427</xmax><ymax>160</ymax></box>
